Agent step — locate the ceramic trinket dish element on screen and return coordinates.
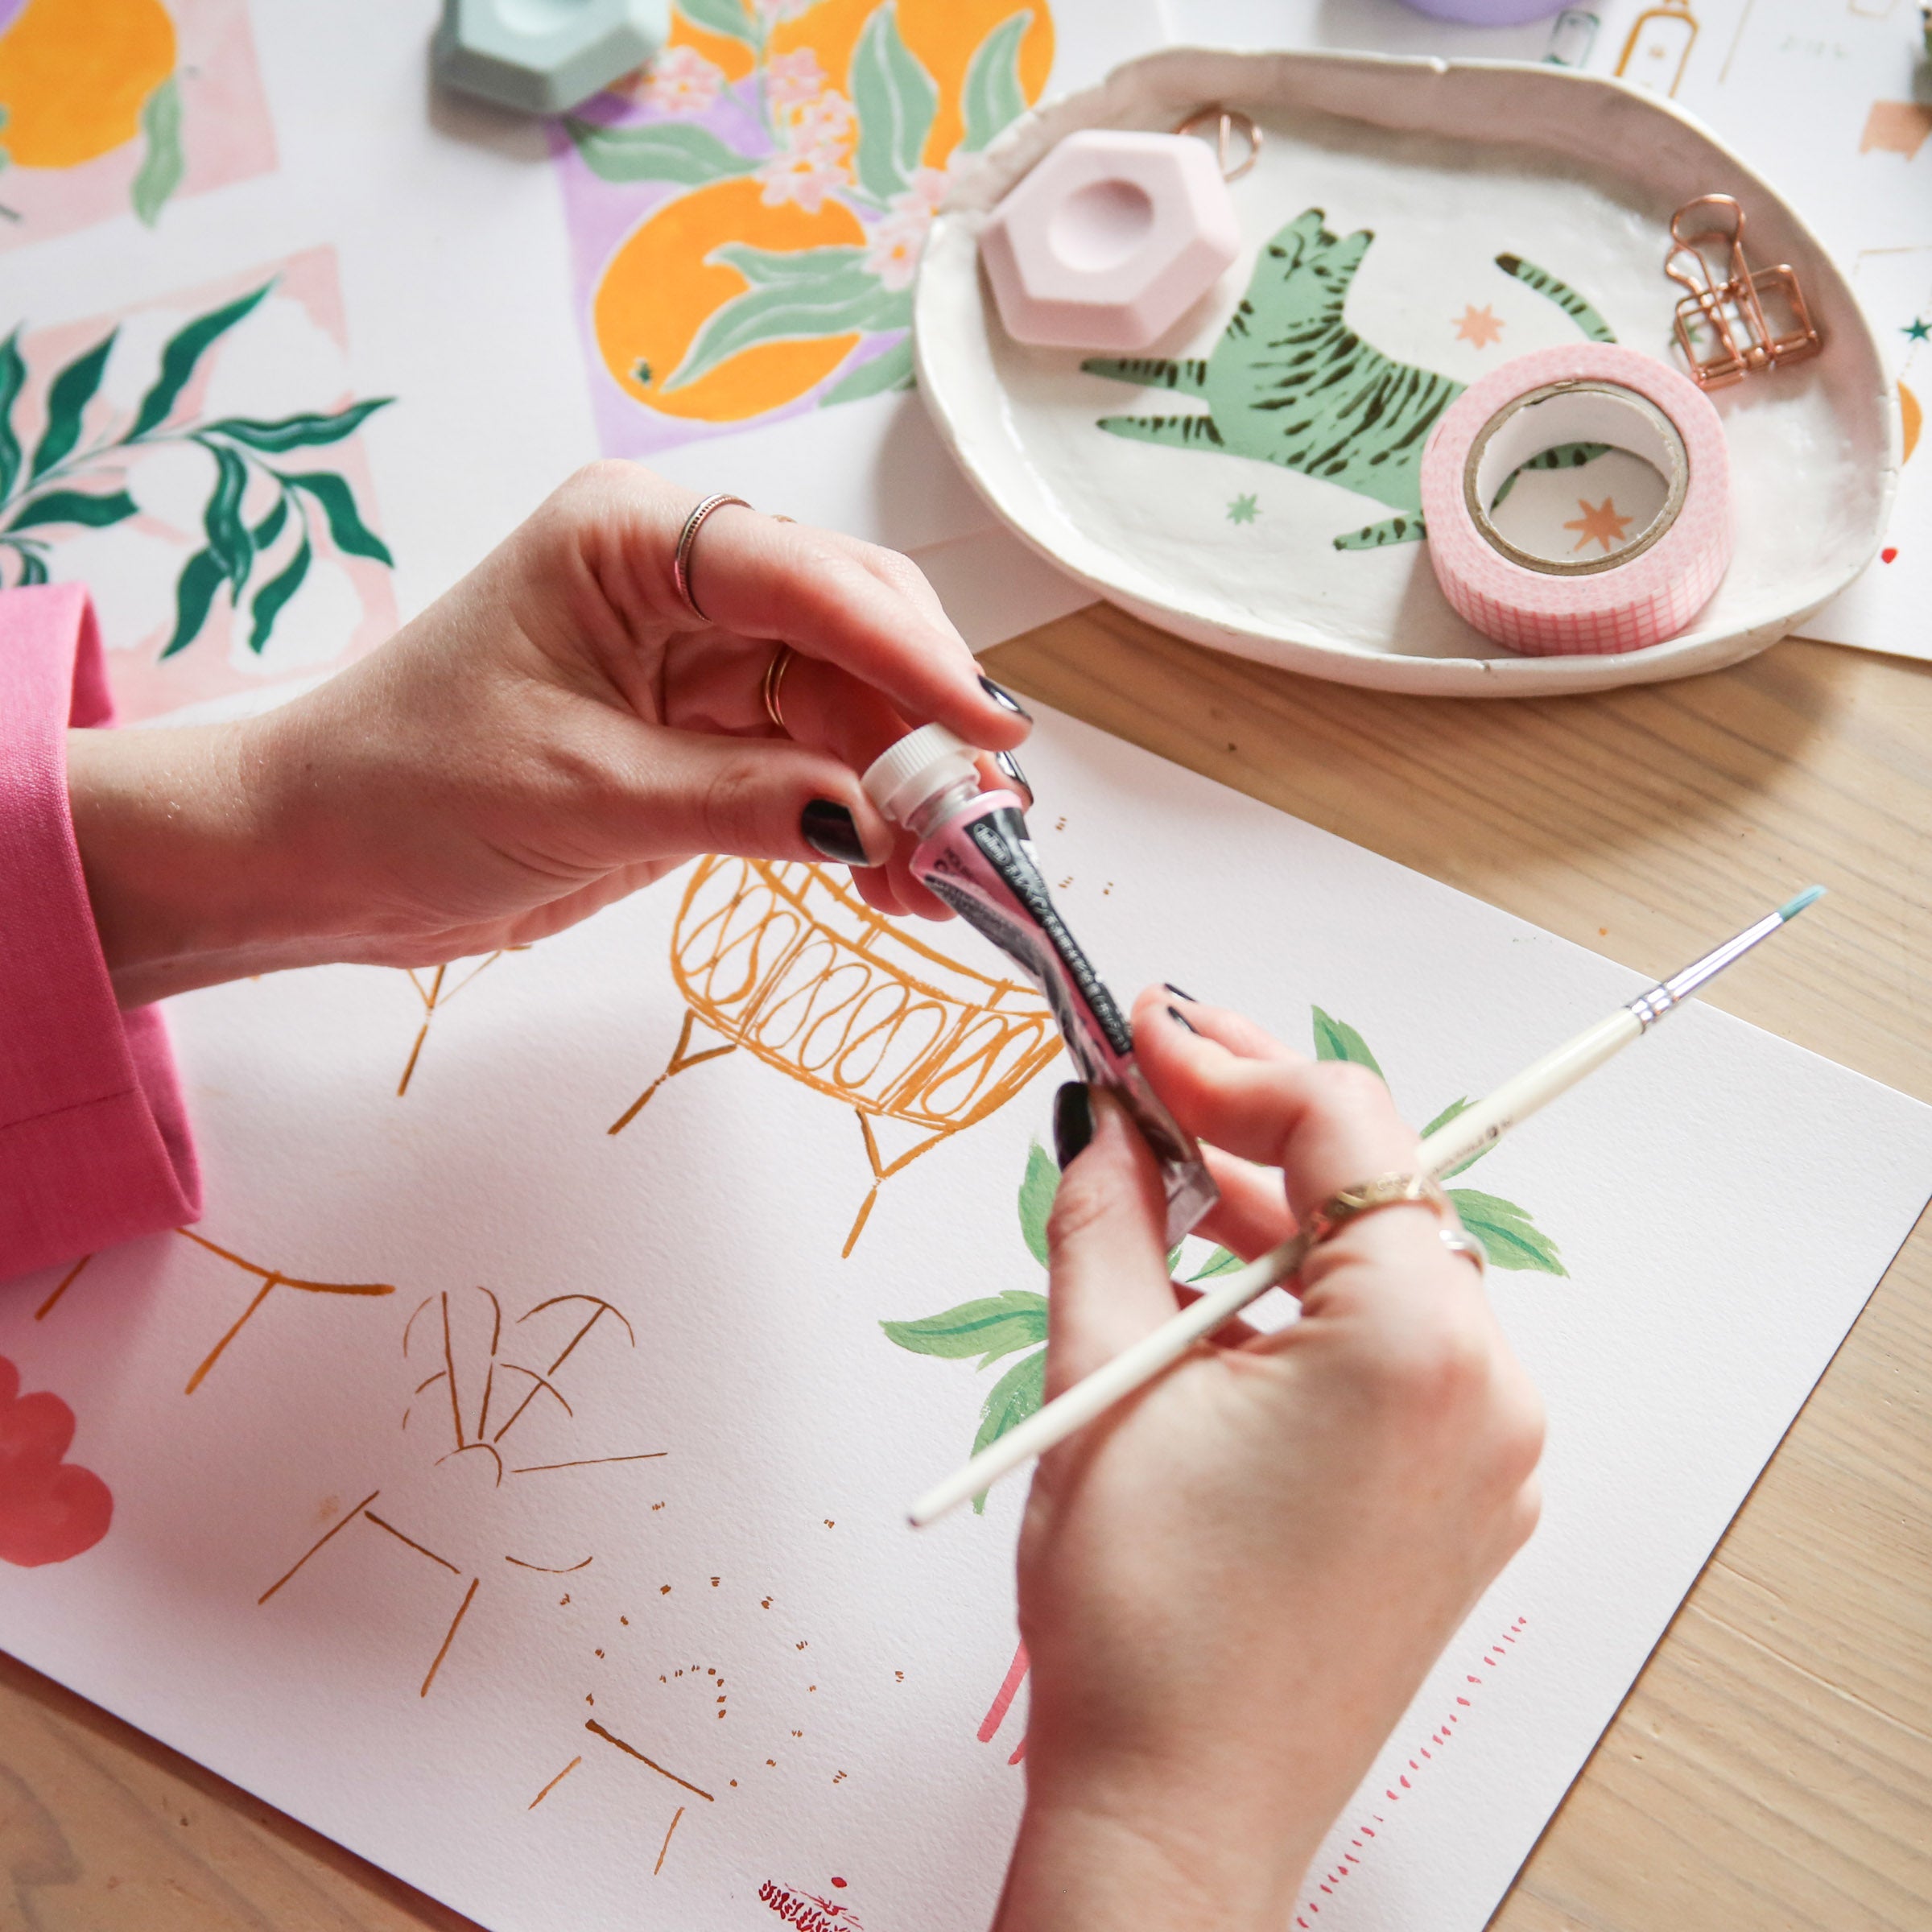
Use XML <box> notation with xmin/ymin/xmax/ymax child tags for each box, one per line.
<box><xmin>914</xmin><ymin>47</ymin><xmax>1896</xmax><ymax>697</ymax></box>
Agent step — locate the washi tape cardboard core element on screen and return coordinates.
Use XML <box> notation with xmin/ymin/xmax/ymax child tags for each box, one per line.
<box><xmin>1422</xmin><ymin>344</ymin><xmax>1732</xmax><ymax>656</ymax></box>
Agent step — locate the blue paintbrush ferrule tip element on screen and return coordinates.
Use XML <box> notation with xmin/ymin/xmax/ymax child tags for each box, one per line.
<box><xmin>1777</xmin><ymin>886</ymin><xmax>1827</xmax><ymax>921</ymax></box>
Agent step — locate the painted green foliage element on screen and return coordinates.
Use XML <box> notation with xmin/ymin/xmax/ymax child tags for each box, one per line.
<box><xmin>0</xmin><ymin>283</ymin><xmax>394</xmax><ymax>657</ymax></box>
<box><xmin>882</xmin><ymin>1005</ymin><xmax>1564</xmax><ymax>1508</ymax></box>
<box><xmin>1083</xmin><ymin>209</ymin><xmax>1617</xmax><ymax>550</ymax></box>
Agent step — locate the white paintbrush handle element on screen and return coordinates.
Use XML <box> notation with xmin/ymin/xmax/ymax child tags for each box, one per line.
<box><xmin>906</xmin><ymin>1007</ymin><xmax>1643</xmax><ymax>1527</ymax></box>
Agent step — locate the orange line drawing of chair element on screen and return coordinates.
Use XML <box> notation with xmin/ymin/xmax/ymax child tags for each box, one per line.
<box><xmin>395</xmin><ymin>949</ymin><xmax>527</xmax><ymax>1096</ymax></box>
<box><xmin>609</xmin><ymin>858</ymin><xmax>1063</xmax><ymax>1254</ymax></box>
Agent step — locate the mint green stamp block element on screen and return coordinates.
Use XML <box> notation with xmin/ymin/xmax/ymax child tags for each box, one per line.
<box><xmin>434</xmin><ymin>0</ymin><xmax>670</xmax><ymax>116</ymax></box>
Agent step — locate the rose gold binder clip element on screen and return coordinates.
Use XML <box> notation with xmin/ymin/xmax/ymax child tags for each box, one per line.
<box><xmin>1665</xmin><ymin>193</ymin><xmax>1823</xmax><ymax>388</ymax></box>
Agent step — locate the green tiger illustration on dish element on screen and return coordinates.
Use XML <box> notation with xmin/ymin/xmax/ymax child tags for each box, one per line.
<box><xmin>1084</xmin><ymin>208</ymin><xmax>1618</xmax><ymax>551</ymax></box>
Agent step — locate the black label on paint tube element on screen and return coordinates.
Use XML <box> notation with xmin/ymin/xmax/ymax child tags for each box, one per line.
<box><xmin>964</xmin><ymin>811</ymin><xmax>1134</xmax><ymax>1057</ymax></box>
<box><xmin>927</xmin><ymin>808</ymin><xmax>1217</xmax><ymax>1245</ymax></box>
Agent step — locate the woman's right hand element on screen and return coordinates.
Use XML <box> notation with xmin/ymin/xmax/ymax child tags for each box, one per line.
<box><xmin>997</xmin><ymin>989</ymin><xmax>1545</xmax><ymax>1932</ymax></box>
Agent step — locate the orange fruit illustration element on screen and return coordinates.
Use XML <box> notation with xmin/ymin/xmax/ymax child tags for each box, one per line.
<box><xmin>0</xmin><ymin>0</ymin><xmax>176</xmax><ymax>171</ymax></box>
<box><xmin>1901</xmin><ymin>380</ymin><xmax>1922</xmax><ymax>464</ymax></box>
<box><xmin>594</xmin><ymin>175</ymin><xmax>867</xmax><ymax>422</ymax></box>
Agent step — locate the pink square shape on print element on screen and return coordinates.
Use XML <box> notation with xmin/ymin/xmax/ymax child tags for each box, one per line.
<box><xmin>0</xmin><ymin>0</ymin><xmax>278</xmax><ymax>251</ymax></box>
<box><xmin>4</xmin><ymin>249</ymin><xmax>398</xmax><ymax>724</ymax></box>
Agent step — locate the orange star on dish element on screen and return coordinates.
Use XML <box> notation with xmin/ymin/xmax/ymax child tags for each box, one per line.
<box><xmin>1454</xmin><ymin>304</ymin><xmax>1505</xmax><ymax>349</ymax></box>
<box><xmin>1564</xmin><ymin>496</ymin><xmax>1636</xmax><ymax>554</ymax></box>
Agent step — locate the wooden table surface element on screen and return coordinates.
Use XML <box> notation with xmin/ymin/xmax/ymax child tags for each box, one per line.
<box><xmin>1</xmin><ymin>611</ymin><xmax>1926</xmax><ymax>1930</ymax></box>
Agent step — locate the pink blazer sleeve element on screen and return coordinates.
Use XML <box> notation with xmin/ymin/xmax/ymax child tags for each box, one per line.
<box><xmin>0</xmin><ymin>584</ymin><xmax>200</xmax><ymax>1281</ymax></box>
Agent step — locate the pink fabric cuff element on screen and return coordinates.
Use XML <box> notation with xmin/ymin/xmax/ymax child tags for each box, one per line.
<box><xmin>0</xmin><ymin>585</ymin><xmax>200</xmax><ymax>1281</ymax></box>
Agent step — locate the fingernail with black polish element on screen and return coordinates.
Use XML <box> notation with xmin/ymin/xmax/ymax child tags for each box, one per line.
<box><xmin>801</xmin><ymin>799</ymin><xmax>870</xmax><ymax>867</ymax></box>
<box><xmin>1163</xmin><ymin>982</ymin><xmax>1198</xmax><ymax>1002</ymax></box>
<box><xmin>1053</xmin><ymin>1081</ymin><xmax>1094</xmax><ymax>1169</ymax></box>
<box><xmin>1166</xmin><ymin>1004</ymin><xmax>1199</xmax><ymax>1035</ymax></box>
<box><xmin>979</xmin><ymin>675</ymin><xmax>1032</xmax><ymax>720</ymax></box>
<box><xmin>993</xmin><ymin>749</ymin><xmax>1032</xmax><ymax>802</ymax></box>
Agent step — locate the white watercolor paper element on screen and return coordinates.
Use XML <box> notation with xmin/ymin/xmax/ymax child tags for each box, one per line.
<box><xmin>2</xmin><ymin>708</ymin><xmax>1928</xmax><ymax>1932</ymax></box>
<box><xmin>1162</xmin><ymin>0</ymin><xmax>1932</xmax><ymax>663</ymax></box>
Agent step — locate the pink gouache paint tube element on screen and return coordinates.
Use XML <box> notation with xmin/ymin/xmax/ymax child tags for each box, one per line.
<box><xmin>862</xmin><ymin>724</ymin><xmax>1216</xmax><ymax>1245</ymax></box>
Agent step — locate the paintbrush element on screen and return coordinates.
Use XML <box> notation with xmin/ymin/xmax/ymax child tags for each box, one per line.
<box><xmin>909</xmin><ymin>888</ymin><xmax>1825</xmax><ymax>1527</ymax></box>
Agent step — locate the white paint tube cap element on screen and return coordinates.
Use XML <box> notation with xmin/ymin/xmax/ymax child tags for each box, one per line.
<box><xmin>862</xmin><ymin>724</ymin><xmax>979</xmax><ymax>828</ymax></box>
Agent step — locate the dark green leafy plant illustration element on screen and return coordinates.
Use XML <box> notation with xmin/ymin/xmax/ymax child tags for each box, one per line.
<box><xmin>0</xmin><ymin>281</ymin><xmax>394</xmax><ymax>658</ymax></box>
<box><xmin>882</xmin><ymin>1006</ymin><xmax>1564</xmax><ymax>1507</ymax></box>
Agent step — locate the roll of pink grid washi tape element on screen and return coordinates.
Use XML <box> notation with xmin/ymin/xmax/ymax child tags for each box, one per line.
<box><xmin>1419</xmin><ymin>343</ymin><xmax>1732</xmax><ymax>657</ymax></box>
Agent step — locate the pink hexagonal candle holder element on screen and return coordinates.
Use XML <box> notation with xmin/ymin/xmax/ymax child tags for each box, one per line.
<box><xmin>979</xmin><ymin>129</ymin><xmax>1242</xmax><ymax>353</ymax></box>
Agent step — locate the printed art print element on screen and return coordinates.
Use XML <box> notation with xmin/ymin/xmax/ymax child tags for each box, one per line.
<box><xmin>551</xmin><ymin>0</ymin><xmax>1055</xmax><ymax>459</ymax></box>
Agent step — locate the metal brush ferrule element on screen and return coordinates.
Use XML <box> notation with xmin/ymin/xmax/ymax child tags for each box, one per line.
<box><xmin>1625</xmin><ymin>984</ymin><xmax>1678</xmax><ymax>1030</ymax></box>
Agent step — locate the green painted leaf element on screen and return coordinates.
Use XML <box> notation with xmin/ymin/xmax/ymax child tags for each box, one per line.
<box><xmin>1311</xmin><ymin>1005</ymin><xmax>1385</xmax><ymax>1080</ymax></box>
<box><xmin>202</xmin><ymin>441</ymin><xmax>252</xmax><ymax>592</ymax></box>
<box><xmin>820</xmin><ymin>333</ymin><xmax>914</xmax><ymax>406</ymax></box>
<box><xmin>851</xmin><ymin>3</ymin><xmax>937</xmax><ymax>202</ymax></box>
<box><xmin>880</xmin><ymin>1289</ymin><xmax>1048</xmax><ymax>1368</ymax></box>
<box><xmin>565</xmin><ymin>116</ymin><xmax>760</xmax><ymax>186</ymax></box>
<box><xmin>204</xmin><ymin>397</ymin><xmax>392</xmax><ymax>453</ymax></box>
<box><xmin>714</xmin><ymin>242</ymin><xmax>868</xmax><ymax>285</ymax></box>
<box><xmin>129</xmin><ymin>284</ymin><xmax>272</xmax><ymax>441</ymax></box>
<box><xmin>1421</xmin><ymin>1096</ymin><xmax>1490</xmax><ymax>1177</ymax></box>
<box><xmin>1187</xmin><ymin>1245</ymin><xmax>1246</xmax><ymax>1282</ymax></box>
<box><xmin>1017</xmin><ymin>1137</ymin><xmax>1058</xmax><ymax>1267</ymax></box>
<box><xmin>281</xmin><ymin>470</ymin><xmax>393</xmax><ymax>564</ymax></box>
<box><xmin>1447</xmin><ymin>1188</ymin><xmax>1567</xmax><ymax>1276</ymax></box>
<box><xmin>14</xmin><ymin>547</ymin><xmax>48</xmax><ymax>586</ymax></box>
<box><xmin>28</xmin><ymin>332</ymin><xmax>116</xmax><ymax>481</ymax></box>
<box><xmin>960</xmin><ymin>11</ymin><xmax>1031</xmax><ymax>153</ymax></box>
<box><xmin>674</xmin><ymin>0</ymin><xmax>753</xmax><ymax>44</ymax></box>
<box><xmin>664</xmin><ymin>246</ymin><xmax>906</xmax><ymax>392</ymax></box>
<box><xmin>251</xmin><ymin>493</ymin><xmax>288</xmax><ymax>548</ymax></box>
<box><xmin>159</xmin><ymin>547</ymin><xmax>225</xmax><ymax>658</ymax></box>
<box><xmin>5</xmin><ymin>489</ymin><xmax>138</xmax><ymax>531</ymax></box>
<box><xmin>971</xmin><ymin>1348</ymin><xmax>1046</xmax><ymax>1512</ymax></box>
<box><xmin>130</xmin><ymin>75</ymin><xmax>184</xmax><ymax>227</ymax></box>
<box><xmin>0</xmin><ymin>328</ymin><xmax>24</xmax><ymax>506</ymax></box>
<box><xmin>248</xmin><ymin>535</ymin><xmax>309</xmax><ymax>652</ymax></box>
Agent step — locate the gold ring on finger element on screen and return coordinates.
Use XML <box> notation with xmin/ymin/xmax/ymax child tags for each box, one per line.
<box><xmin>762</xmin><ymin>643</ymin><xmax>795</xmax><ymax>734</ymax></box>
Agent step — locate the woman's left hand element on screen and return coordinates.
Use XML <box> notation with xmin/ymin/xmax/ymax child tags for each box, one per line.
<box><xmin>66</xmin><ymin>463</ymin><xmax>1029</xmax><ymax>1004</ymax></box>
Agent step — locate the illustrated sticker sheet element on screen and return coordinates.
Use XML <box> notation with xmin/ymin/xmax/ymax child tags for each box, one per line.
<box><xmin>1162</xmin><ymin>0</ymin><xmax>1932</xmax><ymax>661</ymax></box>
<box><xmin>3</xmin><ymin>708</ymin><xmax>1931</xmax><ymax>1932</ymax></box>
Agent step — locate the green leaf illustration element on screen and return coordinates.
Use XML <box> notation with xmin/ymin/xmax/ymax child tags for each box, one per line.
<box><xmin>28</xmin><ymin>332</ymin><xmax>117</xmax><ymax>481</ymax></box>
<box><xmin>820</xmin><ymin>333</ymin><xmax>914</xmax><ymax>407</ymax></box>
<box><xmin>674</xmin><ymin>0</ymin><xmax>754</xmax><ymax>45</ymax></box>
<box><xmin>204</xmin><ymin>397</ymin><xmax>393</xmax><ymax>453</ymax></box>
<box><xmin>960</xmin><ymin>10</ymin><xmax>1031</xmax><ymax>153</ymax></box>
<box><xmin>565</xmin><ymin>116</ymin><xmax>760</xmax><ymax>186</ymax></box>
<box><xmin>202</xmin><ymin>441</ymin><xmax>252</xmax><ymax>592</ymax></box>
<box><xmin>159</xmin><ymin>547</ymin><xmax>225</xmax><ymax>658</ymax></box>
<box><xmin>971</xmin><ymin>1348</ymin><xmax>1046</xmax><ymax>1512</ymax></box>
<box><xmin>130</xmin><ymin>76</ymin><xmax>184</xmax><ymax>227</ymax></box>
<box><xmin>1311</xmin><ymin>1005</ymin><xmax>1385</xmax><ymax>1080</ymax></box>
<box><xmin>1447</xmin><ymin>1188</ymin><xmax>1567</xmax><ymax>1276</ymax></box>
<box><xmin>128</xmin><ymin>283</ymin><xmax>273</xmax><ymax>441</ymax></box>
<box><xmin>14</xmin><ymin>547</ymin><xmax>48</xmax><ymax>586</ymax></box>
<box><xmin>1187</xmin><ymin>1245</ymin><xmax>1246</xmax><ymax>1282</ymax></box>
<box><xmin>851</xmin><ymin>2</ymin><xmax>937</xmax><ymax>203</ymax></box>
<box><xmin>1017</xmin><ymin>1137</ymin><xmax>1057</xmax><ymax>1266</ymax></box>
<box><xmin>1421</xmin><ymin>1096</ymin><xmax>1491</xmax><ymax>1177</ymax></box>
<box><xmin>251</xmin><ymin>493</ymin><xmax>288</xmax><ymax>548</ymax></box>
<box><xmin>665</xmin><ymin>245</ymin><xmax>906</xmax><ymax>393</ymax></box>
<box><xmin>280</xmin><ymin>470</ymin><xmax>393</xmax><ymax>564</ymax></box>
<box><xmin>5</xmin><ymin>489</ymin><xmax>138</xmax><ymax>531</ymax></box>
<box><xmin>0</xmin><ymin>328</ymin><xmax>24</xmax><ymax>506</ymax></box>
<box><xmin>881</xmin><ymin>1289</ymin><xmax>1048</xmax><ymax>1369</ymax></box>
<box><xmin>248</xmin><ymin>535</ymin><xmax>310</xmax><ymax>652</ymax></box>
